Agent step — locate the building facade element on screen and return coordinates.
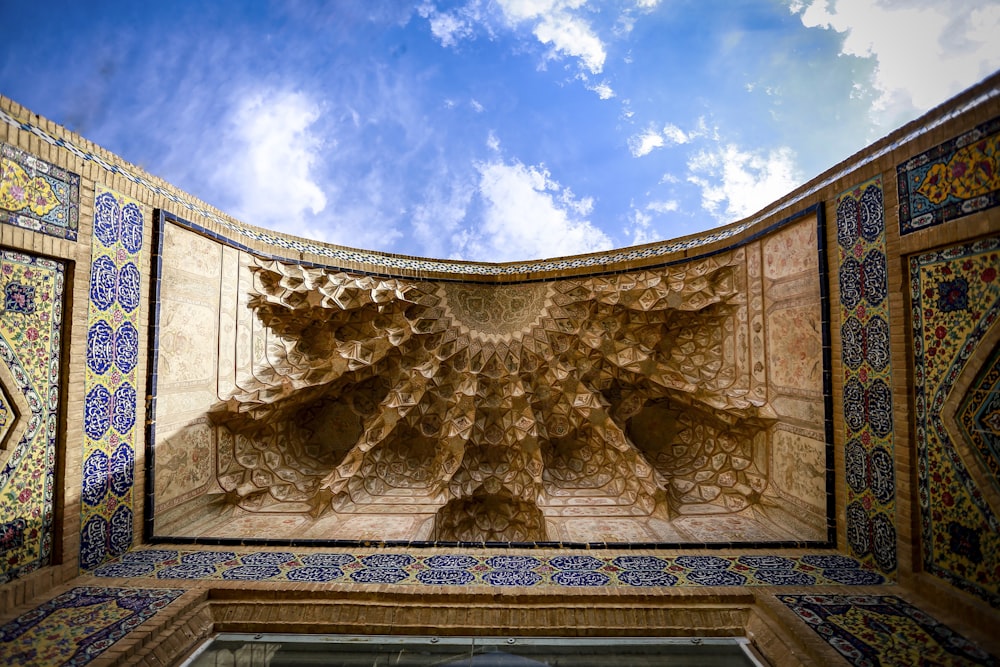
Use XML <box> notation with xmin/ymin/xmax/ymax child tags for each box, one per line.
<box><xmin>0</xmin><ymin>72</ymin><xmax>999</xmax><ymax>665</ymax></box>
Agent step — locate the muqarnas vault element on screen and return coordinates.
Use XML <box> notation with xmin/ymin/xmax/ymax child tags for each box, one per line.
<box><xmin>150</xmin><ymin>211</ymin><xmax>831</xmax><ymax>546</ymax></box>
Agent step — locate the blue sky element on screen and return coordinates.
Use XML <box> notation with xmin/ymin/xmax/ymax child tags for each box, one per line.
<box><xmin>2</xmin><ymin>1</ymin><xmax>998</xmax><ymax>261</ymax></box>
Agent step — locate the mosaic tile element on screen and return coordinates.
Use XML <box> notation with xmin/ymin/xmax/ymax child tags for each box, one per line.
<box><xmin>836</xmin><ymin>176</ymin><xmax>896</xmax><ymax>576</ymax></box>
<box><xmin>80</xmin><ymin>187</ymin><xmax>143</xmax><ymax>571</ymax></box>
<box><xmin>910</xmin><ymin>236</ymin><xmax>1000</xmax><ymax>607</ymax></box>
<box><xmin>0</xmin><ymin>250</ymin><xmax>65</xmax><ymax>584</ymax></box>
<box><xmin>92</xmin><ymin>548</ymin><xmax>886</xmax><ymax>589</ymax></box>
<box><xmin>0</xmin><ymin>143</ymin><xmax>79</xmax><ymax>240</ymax></box>
<box><xmin>898</xmin><ymin>116</ymin><xmax>1000</xmax><ymax>235</ymax></box>
<box><xmin>0</xmin><ymin>586</ymin><xmax>184</xmax><ymax>667</ymax></box>
<box><xmin>779</xmin><ymin>594</ymin><xmax>998</xmax><ymax>666</ymax></box>
<box><xmin>958</xmin><ymin>343</ymin><xmax>1000</xmax><ymax>497</ymax></box>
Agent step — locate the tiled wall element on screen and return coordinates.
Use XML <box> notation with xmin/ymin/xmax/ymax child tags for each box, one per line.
<box><xmin>910</xmin><ymin>235</ymin><xmax>1000</xmax><ymax>607</ymax></box>
<box><xmin>0</xmin><ymin>250</ymin><xmax>65</xmax><ymax>583</ymax></box>
<box><xmin>835</xmin><ymin>176</ymin><xmax>896</xmax><ymax>576</ymax></box>
<box><xmin>79</xmin><ymin>186</ymin><xmax>144</xmax><ymax>571</ymax></box>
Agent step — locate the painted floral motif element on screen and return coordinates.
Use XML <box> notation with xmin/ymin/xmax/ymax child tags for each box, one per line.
<box><xmin>93</xmin><ymin>547</ymin><xmax>885</xmax><ymax>589</ymax></box>
<box><xmin>899</xmin><ymin>116</ymin><xmax>1000</xmax><ymax>234</ymax></box>
<box><xmin>0</xmin><ymin>251</ymin><xmax>64</xmax><ymax>584</ymax></box>
<box><xmin>80</xmin><ymin>186</ymin><xmax>143</xmax><ymax>571</ymax></box>
<box><xmin>0</xmin><ymin>586</ymin><xmax>184</xmax><ymax>667</ymax></box>
<box><xmin>780</xmin><ymin>594</ymin><xmax>997</xmax><ymax>666</ymax></box>
<box><xmin>911</xmin><ymin>236</ymin><xmax>1000</xmax><ymax>606</ymax></box>
<box><xmin>836</xmin><ymin>176</ymin><xmax>896</xmax><ymax>576</ymax></box>
<box><xmin>0</xmin><ymin>144</ymin><xmax>79</xmax><ymax>240</ymax></box>
<box><xmin>3</xmin><ymin>282</ymin><xmax>34</xmax><ymax>314</ymax></box>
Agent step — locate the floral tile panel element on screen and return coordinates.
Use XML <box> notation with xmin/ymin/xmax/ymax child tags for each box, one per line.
<box><xmin>0</xmin><ymin>586</ymin><xmax>184</xmax><ymax>667</ymax></box>
<box><xmin>898</xmin><ymin>115</ymin><xmax>1000</xmax><ymax>235</ymax></box>
<box><xmin>79</xmin><ymin>187</ymin><xmax>144</xmax><ymax>571</ymax></box>
<box><xmin>780</xmin><ymin>594</ymin><xmax>997</xmax><ymax>666</ymax></box>
<box><xmin>0</xmin><ymin>142</ymin><xmax>79</xmax><ymax>240</ymax></box>
<box><xmin>0</xmin><ymin>250</ymin><xmax>65</xmax><ymax>583</ymax></box>
<box><xmin>910</xmin><ymin>236</ymin><xmax>1000</xmax><ymax>607</ymax></box>
<box><xmin>93</xmin><ymin>549</ymin><xmax>886</xmax><ymax>588</ymax></box>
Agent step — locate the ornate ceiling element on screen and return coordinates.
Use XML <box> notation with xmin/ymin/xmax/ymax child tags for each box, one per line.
<box><xmin>150</xmin><ymin>215</ymin><xmax>829</xmax><ymax>545</ymax></box>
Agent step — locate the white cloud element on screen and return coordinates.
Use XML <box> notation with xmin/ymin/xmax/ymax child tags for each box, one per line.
<box><xmin>470</xmin><ymin>98</ymin><xmax>485</xmax><ymax>112</ymax></box>
<box><xmin>588</xmin><ymin>80</ymin><xmax>615</xmax><ymax>99</ymax></box>
<box><xmin>792</xmin><ymin>0</ymin><xmax>1000</xmax><ymax>121</ymax></box>
<box><xmin>456</xmin><ymin>158</ymin><xmax>612</xmax><ymax>261</ymax></box>
<box><xmin>646</xmin><ymin>199</ymin><xmax>678</xmax><ymax>214</ymax></box>
<box><xmin>213</xmin><ymin>89</ymin><xmax>328</xmax><ymax>235</ymax></box>
<box><xmin>662</xmin><ymin>123</ymin><xmax>690</xmax><ymax>145</ymax></box>
<box><xmin>418</xmin><ymin>2</ymin><xmax>477</xmax><ymax>47</ymax></box>
<box><xmin>625</xmin><ymin>208</ymin><xmax>655</xmax><ymax>245</ymax></box>
<box><xmin>635</xmin><ymin>0</ymin><xmax>661</xmax><ymax>8</ymax></box>
<box><xmin>687</xmin><ymin>144</ymin><xmax>802</xmax><ymax>222</ymax></box>
<box><xmin>496</xmin><ymin>0</ymin><xmax>607</xmax><ymax>73</ymax></box>
<box><xmin>628</xmin><ymin>127</ymin><xmax>665</xmax><ymax>157</ymax></box>
<box><xmin>486</xmin><ymin>131</ymin><xmax>501</xmax><ymax>152</ymax></box>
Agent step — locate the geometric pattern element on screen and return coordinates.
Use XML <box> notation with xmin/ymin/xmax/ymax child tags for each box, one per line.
<box><xmin>779</xmin><ymin>594</ymin><xmax>998</xmax><ymax>666</ymax></box>
<box><xmin>93</xmin><ymin>548</ymin><xmax>886</xmax><ymax>588</ymax></box>
<box><xmin>0</xmin><ymin>142</ymin><xmax>79</xmax><ymax>240</ymax></box>
<box><xmin>958</xmin><ymin>342</ymin><xmax>1000</xmax><ymax>499</ymax></box>
<box><xmin>836</xmin><ymin>176</ymin><xmax>896</xmax><ymax>575</ymax></box>
<box><xmin>0</xmin><ymin>250</ymin><xmax>66</xmax><ymax>584</ymax></box>
<box><xmin>898</xmin><ymin>115</ymin><xmax>1000</xmax><ymax>236</ymax></box>
<box><xmin>79</xmin><ymin>186</ymin><xmax>143</xmax><ymax>571</ymax></box>
<box><xmin>0</xmin><ymin>586</ymin><xmax>184</xmax><ymax>667</ymax></box>
<box><xmin>910</xmin><ymin>235</ymin><xmax>1000</xmax><ymax>607</ymax></box>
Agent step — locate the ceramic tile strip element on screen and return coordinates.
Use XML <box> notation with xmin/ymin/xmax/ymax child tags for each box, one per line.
<box><xmin>79</xmin><ymin>187</ymin><xmax>144</xmax><ymax>571</ymax></box>
<box><xmin>0</xmin><ymin>586</ymin><xmax>184</xmax><ymax>667</ymax></box>
<box><xmin>93</xmin><ymin>549</ymin><xmax>887</xmax><ymax>588</ymax></box>
<box><xmin>835</xmin><ymin>176</ymin><xmax>896</xmax><ymax>576</ymax></box>
<box><xmin>909</xmin><ymin>235</ymin><xmax>1000</xmax><ymax>607</ymax></box>
<box><xmin>0</xmin><ymin>250</ymin><xmax>65</xmax><ymax>583</ymax></box>
<box><xmin>0</xmin><ymin>142</ymin><xmax>79</xmax><ymax>240</ymax></box>
<box><xmin>897</xmin><ymin>114</ymin><xmax>1000</xmax><ymax>236</ymax></box>
<box><xmin>779</xmin><ymin>594</ymin><xmax>998</xmax><ymax>666</ymax></box>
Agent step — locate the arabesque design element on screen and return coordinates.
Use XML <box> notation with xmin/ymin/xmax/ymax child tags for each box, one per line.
<box><xmin>92</xmin><ymin>548</ymin><xmax>885</xmax><ymax>588</ymax></box>
<box><xmin>0</xmin><ymin>250</ymin><xmax>64</xmax><ymax>584</ymax></box>
<box><xmin>79</xmin><ymin>187</ymin><xmax>143</xmax><ymax>571</ymax></box>
<box><xmin>836</xmin><ymin>176</ymin><xmax>896</xmax><ymax>576</ymax></box>
<box><xmin>911</xmin><ymin>235</ymin><xmax>1000</xmax><ymax>607</ymax></box>
<box><xmin>0</xmin><ymin>586</ymin><xmax>184</xmax><ymax>667</ymax></box>
<box><xmin>0</xmin><ymin>142</ymin><xmax>79</xmax><ymax>240</ymax></box>
<box><xmin>898</xmin><ymin>115</ymin><xmax>1000</xmax><ymax>235</ymax></box>
<box><xmin>780</xmin><ymin>594</ymin><xmax>997</xmax><ymax>666</ymax></box>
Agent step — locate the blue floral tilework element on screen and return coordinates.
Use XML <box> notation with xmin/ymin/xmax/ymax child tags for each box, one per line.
<box><xmin>93</xmin><ymin>549</ymin><xmax>887</xmax><ymax>588</ymax></box>
<box><xmin>780</xmin><ymin>594</ymin><xmax>997</xmax><ymax>666</ymax></box>
<box><xmin>836</xmin><ymin>176</ymin><xmax>897</xmax><ymax>577</ymax></box>
<box><xmin>80</xmin><ymin>186</ymin><xmax>143</xmax><ymax>571</ymax></box>
<box><xmin>0</xmin><ymin>586</ymin><xmax>184</xmax><ymax>667</ymax></box>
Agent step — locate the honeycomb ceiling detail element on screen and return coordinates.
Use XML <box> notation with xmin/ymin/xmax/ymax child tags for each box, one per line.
<box><xmin>205</xmin><ymin>249</ymin><xmax>777</xmax><ymax>541</ymax></box>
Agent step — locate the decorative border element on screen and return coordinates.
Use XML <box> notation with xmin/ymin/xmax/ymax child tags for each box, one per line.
<box><xmin>94</xmin><ymin>548</ymin><xmax>885</xmax><ymax>588</ymax></box>
<box><xmin>780</xmin><ymin>594</ymin><xmax>997</xmax><ymax>666</ymax></box>
<box><xmin>898</xmin><ymin>115</ymin><xmax>1000</xmax><ymax>235</ymax></box>
<box><xmin>0</xmin><ymin>586</ymin><xmax>184</xmax><ymax>667</ymax></box>
<box><xmin>910</xmin><ymin>235</ymin><xmax>1000</xmax><ymax>607</ymax></box>
<box><xmin>0</xmin><ymin>250</ymin><xmax>65</xmax><ymax>583</ymax></box>
<box><xmin>79</xmin><ymin>187</ymin><xmax>144</xmax><ymax>571</ymax></box>
<box><xmin>0</xmin><ymin>142</ymin><xmax>79</xmax><ymax>240</ymax></box>
<box><xmin>835</xmin><ymin>176</ymin><xmax>896</xmax><ymax>576</ymax></box>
